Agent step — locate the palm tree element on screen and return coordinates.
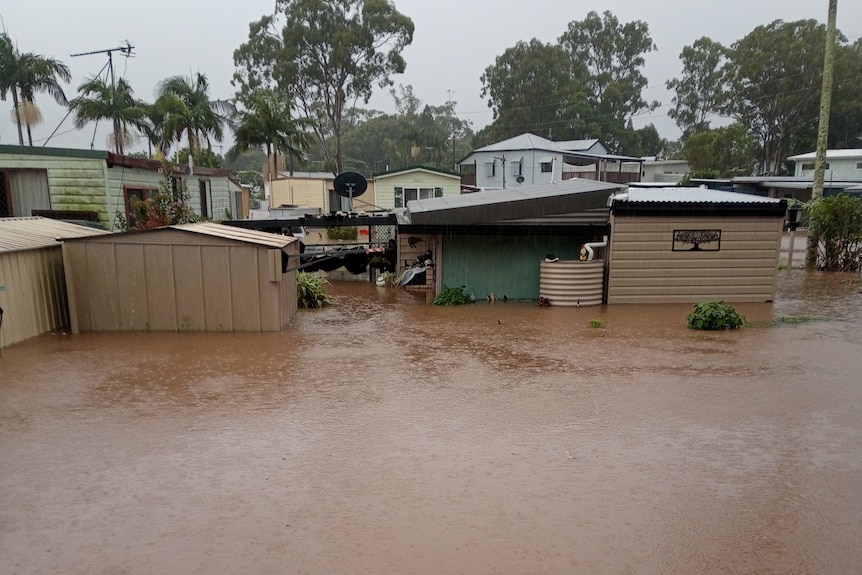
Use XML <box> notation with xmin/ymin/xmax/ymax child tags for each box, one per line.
<box><xmin>69</xmin><ymin>76</ymin><xmax>149</xmax><ymax>154</ymax></box>
<box><xmin>228</xmin><ymin>89</ymin><xmax>313</xmax><ymax>180</ymax></box>
<box><xmin>153</xmin><ymin>73</ymin><xmax>232</xmax><ymax>161</ymax></box>
<box><xmin>0</xmin><ymin>32</ymin><xmax>71</xmax><ymax>146</ymax></box>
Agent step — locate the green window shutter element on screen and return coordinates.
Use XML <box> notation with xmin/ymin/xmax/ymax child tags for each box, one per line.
<box><xmin>394</xmin><ymin>187</ymin><xmax>403</xmax><ymax>208</ymax></box>
<box><xmin>434</xmin><ymin>187</ymin><xmax>443</xmax><ymax>198</ymax></box>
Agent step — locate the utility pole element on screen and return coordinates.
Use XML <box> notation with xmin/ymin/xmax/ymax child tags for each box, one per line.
<box><xmin>71</xmin><ymin>42</ymin><xmax>134</xmax><ymax>155</ymax></box>
<box><xmin>447</xmin><ymin>89</ymin><xmax>456</xmax><ymax>172</ymax></box>
<box><xmin>807</xmin><ymin>0</ymin><xmax>838</xmax><ymax>268</ymax></box>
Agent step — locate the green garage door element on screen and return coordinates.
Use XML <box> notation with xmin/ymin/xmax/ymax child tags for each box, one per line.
<box><xmin>441</xmin><ymin>232</ymin><xmax>593</xmax><ymax>301</ymax></box>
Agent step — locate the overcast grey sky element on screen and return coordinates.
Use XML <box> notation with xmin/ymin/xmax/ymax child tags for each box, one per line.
<box><xmin>2</xmin><ymin>0</ymin><xmax>860</xmax><ymax>154</ymax></box>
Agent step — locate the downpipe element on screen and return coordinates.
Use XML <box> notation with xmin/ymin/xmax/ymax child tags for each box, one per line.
<box><xmin>581</xmin><ymin>235</ymin><xmax>609</xmax><ymax>261</ymax></box>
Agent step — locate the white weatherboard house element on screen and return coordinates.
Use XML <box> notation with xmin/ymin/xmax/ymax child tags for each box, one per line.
<box><xmin>787</xmin><ymin>149</ymin><xmax>862</xmax><ymax>179</ymax></box>
<box><xmin>374</xmin><ymin>166</ymin><xmax>461</xmax><ymax>210</ymax></box>
<box><xmin>459</xmin><ymin>133</ymin><xmax>643</xmax><ymax>188</ymax></box>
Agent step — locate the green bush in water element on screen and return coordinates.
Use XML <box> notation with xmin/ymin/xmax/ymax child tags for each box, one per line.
<box><xmin>687</xmin><ymin>301</ymin><xmax>746</xmax><ymax>330</ymax></box>
<box><xmin>432</xmin><ymin>285</ymin><xmax>473</xmax><ymax>306</ymax></box>
<box><xmin>297</xmin><ymin>272</ymin><xmax>333</xmax><ymax>309</ymax></box>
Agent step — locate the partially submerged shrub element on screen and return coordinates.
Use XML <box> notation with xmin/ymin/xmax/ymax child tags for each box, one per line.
<box><xmin>297</xmin><ymin>272</ymin><xmax>332</xmax><ymax>309</ymax></box>
<box><xmin>432</xmin><ymin>285</ymin><xmax>473</xmax><ymax>306</ymax></box>
<box><xmin>805</xmin><ymin>193</ymin><xmax>862</xmax><ymax>271</ymax></box>
<box><xmin>687</xmin><ymin>301</ymin><xmax>746</xmax><ymax>330</ymax></box>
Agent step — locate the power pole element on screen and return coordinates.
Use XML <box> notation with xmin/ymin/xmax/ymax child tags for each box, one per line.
<box><xmin>71</xmin><ymin>42</ymin><xmax>134</xmax><ymax>155</ymax></box>
<box><xmin>807</xmin><ymin>0</ymin><xmax>838</xmax><ymax>268</ymax></box>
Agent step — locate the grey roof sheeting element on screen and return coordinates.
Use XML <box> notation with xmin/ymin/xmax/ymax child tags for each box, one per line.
<box><xmin>60</xmin><ymin>222</ymin><xmax>296</xmax><ymax>249</ymax></box>
<box><xmin>405</xmin><ymin>179</ymin><xmax>624</xmax><ymax>226</ymax></box>
<box><xmin>614</xmin><ymin>188</ymin><xmax>782</xmax><ymax>204</ymax></box>
<box><xmin>611</xmin><ymin>187</ymin><xmax>787</xmax><ymax>217</ymax></box>
<box><xmin>170</xmin><ymin>222</ymin><xmax>296</xmax><ymax>248</ymax></box>
<box><xmin>0</xmin><ymin>217</ymin><xmax>110</xmax><ymax>254</ymax></box>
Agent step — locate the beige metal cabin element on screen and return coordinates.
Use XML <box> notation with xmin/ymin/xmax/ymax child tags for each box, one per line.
<box><xmin>0</xmin><ymin>217</ymin><xmax>109</xmax><ymax>348</ymax></box>
<box><xmin>61</xmin><ymin>223</ymin><xmax>299</xmax><ymax>333</ymax></box>
<box><xmin>606</xmin><ymin>188</ymin><xmax>787</xmax><ymax>304</ymax></box>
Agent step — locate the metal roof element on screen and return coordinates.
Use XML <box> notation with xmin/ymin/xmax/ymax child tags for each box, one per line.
<box><xmin>404</xmin><ymin>179</ymin><xmax>624</xmax><ymax>226</ymax></box>
<box><xmin>374</xmin><ymin>166</ymin><xmax>461</xmax><ymax>179</ymax></box>
<box><xmin>0</xmin><ymin>217</ymin><xmax>110</xmax><ymax>254</ymax></box>
<box><xmin>471</xmin><ymin>133</ymin><xmax>562</xmax><ymax>154</ymax></box>
<box><xmin>171</xmin><ymin>222</ymin><xmax>296</xmax><ymax>248</ymax></box>
<box><xmin>274</xmin><ymin>171</ymin><xmax>336</xmax><ymax>180</ymax></box>
<box><xmin>787</xmin><ymin>149</ymin><xmax>862</xmax><ymax>161</ymax></box>
<box><xmin>555</xmin><ymin>139</ymin><xmax>602</xmax><ymax>152</ymax></box>
<box><xmin>613</xmin><ymin>187</ymin><xmax>783</xmax><ymax>204</ymax></box>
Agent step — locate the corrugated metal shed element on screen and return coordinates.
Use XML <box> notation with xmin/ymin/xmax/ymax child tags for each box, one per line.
<box><xmin>0</xmin><ymin>217</ymin><xmax>109</xmax><ymax>253</ymax></box>
<box><xmin>61</xmin><ymin>224</ymin><xmax>298</xmax><ymax>333</ymax></box>
<box><xmin>607</xmin><ymin>188</ymin><xmax>785</xmax><ymax>304</ymax></box>
<box><xmin>404</xmin><ymin>179</ymin><xmax>624</xmax><ymax>226</ymax></box>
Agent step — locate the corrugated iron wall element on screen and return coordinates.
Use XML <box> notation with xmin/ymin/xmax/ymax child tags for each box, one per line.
<box><xmin>607</xmin><ymin>215</ymin><xmax>783</xmax><ymax>304</ymax></box>
<box><xmin>0</xmin><ymin>247</ymin><xmax>69</xmax><ymax>348</ymax></box>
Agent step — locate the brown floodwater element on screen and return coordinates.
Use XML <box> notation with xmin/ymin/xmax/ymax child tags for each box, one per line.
<box><xmin>1</xmin><ymin>271</ymin><xmax>861</xmax><ymax>574</ymax></box>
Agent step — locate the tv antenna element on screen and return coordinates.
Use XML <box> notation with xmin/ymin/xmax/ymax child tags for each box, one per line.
<box><xmin>71</xmin><ymin>42</ymin><xmax>135</xmax><ymax>154</ymax></box>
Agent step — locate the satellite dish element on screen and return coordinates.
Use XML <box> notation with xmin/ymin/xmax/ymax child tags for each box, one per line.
<box><xmin>515</xmin><ymin>175</ymin><xmax>525</xmax><ymax>184</ymax></box>
<box><xmin>333</xmin><ymin>171</ymin><xmax>368</xmax><ymax>198</ymax></box>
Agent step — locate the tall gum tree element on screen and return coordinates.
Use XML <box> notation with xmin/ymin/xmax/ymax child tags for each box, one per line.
<box><xmin>725</xmin><ymin>19</ymin><xmax>842</xmax><ymax>175</ymax></box>
<box><xmin>233</xmin><ymin>0</ymin><xmax>414</xmax><ymax>174</ymax></box>
<box><xmin>558</xmin><ymin>10</ymin><xmax>659</xmax><ymax>151</ymax></box>
<box><xmin>666</xmin><ymin>37</ymin><xmax>731</xmax><ymax>139</ymax></box>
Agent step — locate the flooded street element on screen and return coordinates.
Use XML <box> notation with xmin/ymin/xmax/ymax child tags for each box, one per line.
<box><xmin>1</xmin><ymin>271</ymin><xmax>861</xmax><ymax>574</ymax></box>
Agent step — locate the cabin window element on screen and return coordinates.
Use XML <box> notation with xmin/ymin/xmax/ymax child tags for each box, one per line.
<box><xmin>199</xmin><ymin>180</ymin><xmax>211</xmax><ymax>219</ymax></box>
<box><xmin>484</xmin><ymin>161</ymin><xmax>495</xmax><ymax>177</ymax></box>
<box><xmin>403</xmin><ymin>188</ymin><xmax>435</xmax><ymax>203</ymax></box>
<box><xmin>0</xmin><ymin>171</ymin><xmax>9</xmax><ymax>217</ymax></box>
<box><xmin>394</xmin><ymin>187</ymin><xmax>403</xmax><ymax>208</ymax></box>
<box><xmin>856</xmin><ymin>162</ymin><xmax>862</xmax><ymax>170</ymax></box>
<box><xmin>540</xmin><ymin>161</ymin><xmax>553</xmax><ymax>173</ymax></box>
<box><xmin>801</xmin><ymin>162</ymin><xmax>829</xmax><ymax>171</ymax></box>
<box><xmin>124</xmin><ymin>187</ymin><xmax>159</xmax><ymax>228</ymax></box>
<box><xmin>511</xmin><ymin>160</ymin><xmax>522</xmax><ymax>176</ymax></box>
<box><xmin>434</xmin><ymin>187</ymin><xmax>443</xmax><ymax>198</ymax></box>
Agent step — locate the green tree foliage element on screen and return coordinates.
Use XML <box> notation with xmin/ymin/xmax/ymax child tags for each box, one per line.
<box><xmin>69</xmin><ymin>77</ymin><xmax>149</xmax><ymax>154</ymax></box>
<box><xmin>153</xmin><ymin>73</ymin><xmax>232</xmax><ymax>159</ymax></box>
<box><xmin>666</xmin><ymin>37</ymin><xmax>731</xmax><ymax>138</ymax></box>
<box><xmin>480</xmin><ymin>11</ymin><xmax>657</xmax><ymax>154</ymax></box>
<box><xmin>172</xmin><ymin>147</ymin><xmax>224</xmax><ymax>168</ymax></box>
<box><xmin>683</xmin><ymin>124</ymin><xmax>754</xmax><ymax>177</ymax></box>
<box><xmin>0</xmin><ymin>32</ymin><xmax>71</xmax><ymax>146</ymax></box>
<box><xmin>233</xmin><ymin>0</ymin><xmax>414</xmax><ymax>174</ymax></box>
<box><xmin>725</xmin><ymin>19</ymin><xmax>835</xmax><ymax>175</ymax></box>
<box><xmin>805</xmin><ymin>194</ymin><xmax>862</xmax><ymax>271</ymax></box>
<box><xmin>479</xmin><ymin>39</ymin><xmax>590</xmax><ymax>142</ymax></box>
<box><xmin>558</xmin><ymin>10</ymin><xmax>659</xmax><ymax>150</ymax></box>
<box><xmin>341</xmin><ymin>86</ymin><xmax>472</xmax><ymax>174</ymax></box>
<box><xmin>228</xmin><ymin>88</ymin><xmax>312</xmax><ymax>178</ymax></box>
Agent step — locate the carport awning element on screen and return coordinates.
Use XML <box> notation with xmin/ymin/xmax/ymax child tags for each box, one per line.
<box><xmin>405</xmin><ymin>179</ymin><xmax>624</xmax><ymax>226</ymax></box>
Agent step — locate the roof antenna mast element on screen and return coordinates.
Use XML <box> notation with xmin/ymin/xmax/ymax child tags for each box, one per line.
<box><xmin>71</xmin><ymin>42</ymin><xmax>134</xmax><ymax>154</ymax></box>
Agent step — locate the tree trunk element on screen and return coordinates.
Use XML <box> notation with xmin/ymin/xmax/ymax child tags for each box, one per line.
<box><xmin>11</xmin><ymin>88</ymin><xmax>24</xmax><ymax>146</ymax></box>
